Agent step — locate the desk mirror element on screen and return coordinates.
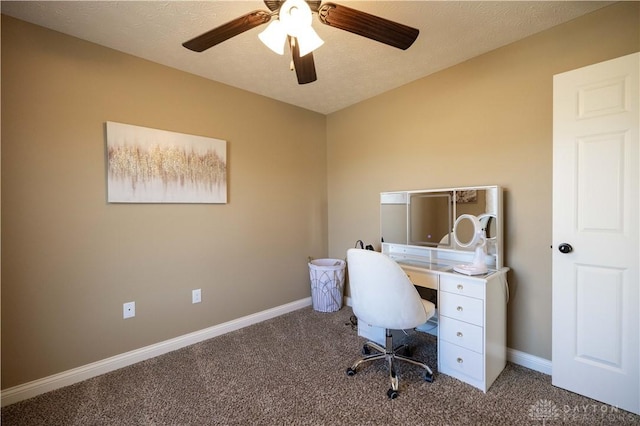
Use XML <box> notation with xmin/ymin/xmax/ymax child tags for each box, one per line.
<box><xmin>381</xmin><ymin>186</ymin><xmax>503</xmax><ymax>268</ymax></box>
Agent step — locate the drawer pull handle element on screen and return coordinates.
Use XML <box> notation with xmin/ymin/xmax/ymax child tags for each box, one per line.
<box><xmin>456</xmin><ymin>332</ymin><xmax>463</xmax><ymax>337</ymax></box>
<box><xmin>457</xmin><ymin>357</ymin><xmax>464</xmax><ymax>364</ymax></box>
<box><xmin>457</xmin><ymin>306</ymin><xmax>463</xmax><ymax>312</ymax></box>
<box><xmin>457</xmin><ymin>284</ymin><xmax>464</xmax><ymax>290</ymax></box>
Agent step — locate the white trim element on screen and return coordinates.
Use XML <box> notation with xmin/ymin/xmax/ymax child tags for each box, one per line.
<box><xmin>1</xmin><ymin>297</ymin><xmax>312</xmax><ymax>407</ymax></box>
<box><xmin>506</xmin><ymin>347</ymin><xmax>552</xmax><ymax>375</ymax></box>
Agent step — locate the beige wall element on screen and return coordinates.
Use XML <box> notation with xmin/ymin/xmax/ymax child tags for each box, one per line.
<box><xmin>1</xmin><ymin>16</ymin><xmax>327</xmax><ymax>389</ymax></box>
<box><xmin>326</xmin><ymin>2</ymin><xmax>639</xmax><ymax>360</ymax></box>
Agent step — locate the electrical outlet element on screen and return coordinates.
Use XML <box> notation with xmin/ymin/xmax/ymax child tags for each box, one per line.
<box><xmin>192</xmin><ymin>289</ymin><xmax>201</xmax><ymax>304</ymax></box>
<box><xmin>123</xmin><ymin>301</ymin><xmax>135</xmax><ymax>319</ymax></box>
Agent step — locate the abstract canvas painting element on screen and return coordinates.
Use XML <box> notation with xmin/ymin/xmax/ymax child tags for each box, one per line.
<box><xmin>106</xmin><ymin>122</ymin><xmax>227</xmax><ymax>203</ymax></box>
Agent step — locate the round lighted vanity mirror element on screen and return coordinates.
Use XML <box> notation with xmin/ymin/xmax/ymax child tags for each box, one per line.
<box><xmin>453</xmin><ymin>214</ymin><xmax>483</xmax><ymax>248</ymax></box>
<box><xmin>453</xmin><ymin>213</ymin><xmax>497</xmax><ymax>249</ymax></box>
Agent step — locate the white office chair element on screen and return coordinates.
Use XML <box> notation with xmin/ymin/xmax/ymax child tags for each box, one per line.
<box><xmin>345</xmin><ymin>248</ymin><xmax>435</xmax><ymax>399</ymax></box>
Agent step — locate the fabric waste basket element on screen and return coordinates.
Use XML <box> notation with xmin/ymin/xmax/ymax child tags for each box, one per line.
<box><xmin>308</xmin><ymin>259</ymin><xmax>346</xmax><ymax>312</ymax></box>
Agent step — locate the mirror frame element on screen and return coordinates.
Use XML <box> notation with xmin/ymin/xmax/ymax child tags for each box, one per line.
<box><xmin>380</xmin><ymin>185</ymin><xmax>503</xmax><ymax>269</ymax></box>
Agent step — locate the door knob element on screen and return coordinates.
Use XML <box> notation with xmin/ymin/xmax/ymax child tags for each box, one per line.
<box><xmin>558</xmin><ymin>243</ymin><xmax>573</xmax><ymax>254</ymax></box>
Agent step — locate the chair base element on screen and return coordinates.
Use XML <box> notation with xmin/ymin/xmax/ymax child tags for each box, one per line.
<box><xmin>346</xmin><ymin>329</ymin><xmax>433</xmax><ymax>398</ymax></box>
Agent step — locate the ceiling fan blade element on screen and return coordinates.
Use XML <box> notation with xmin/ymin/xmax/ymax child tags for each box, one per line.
<box><xmin>183</xmin><ymin>10</ymin><xmax>271</xmax><ymax>52</ymax></box>
<box><xmin>290</xmin><ymin>37</ymin><xmax>317</xmax><ymax>84</ymax></box>
<box><xmin>318</xmin><ymin>3</ymin><xmax>419</xmax><ymax>50</ymax></box>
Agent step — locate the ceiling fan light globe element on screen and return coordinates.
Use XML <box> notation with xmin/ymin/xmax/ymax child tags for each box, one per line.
<box><xmin>297</xmin><ymin>27</ymin><xmax>324</xmax><ymax>57</ymax></box>
<box><xmin>258</xmin><ymin>20</ymin><xmax>287</xmax><ymax>55</ymax></box>
<box><xmin>280</xmin><ymin>0</ymin><xmax>313</xmax><ymax>36</ymax></box>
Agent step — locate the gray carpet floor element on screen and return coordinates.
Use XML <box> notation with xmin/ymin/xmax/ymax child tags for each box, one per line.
<box><xmin>2</xmin><ymin>306</ymin><xmax>639</xmax><ymax>425</ymax></box>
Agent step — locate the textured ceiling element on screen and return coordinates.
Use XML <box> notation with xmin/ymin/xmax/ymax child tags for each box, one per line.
<box><xmin>1</xmin><ymin>1</ymin><xmax>611</xmax><ymax>114</ymax></box>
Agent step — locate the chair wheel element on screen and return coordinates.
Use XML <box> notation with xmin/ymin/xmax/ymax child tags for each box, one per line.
<box><xmin>424</xmin><ymin>372</ymin><xmax>434</xmax><ymax>382</ymax></box>
<box><xmin>346</xmin><ymin>367</ymin><xmax>356</xmax><ymax>376</ymax></box>
<box><xmin>362</xmin><ymin>345</ymin><xmax>371</xmax><ymax>355</ymax></box>
<box><xmin>387</xmin><ymin>388</ymin><xmax>399</xmax><ymax>399</ymax></box>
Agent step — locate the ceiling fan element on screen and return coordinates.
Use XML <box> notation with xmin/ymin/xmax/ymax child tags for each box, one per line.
<box><xmin>182</xmin><ymin>0</ymin><xmax>419</xmax><ymax>85</ymax></box>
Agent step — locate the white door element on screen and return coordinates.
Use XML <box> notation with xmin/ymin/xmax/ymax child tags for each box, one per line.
<box><xmin>552</xmin><ymin>52</ymin><xmax>639</xmax><ymax>415</ymax></box>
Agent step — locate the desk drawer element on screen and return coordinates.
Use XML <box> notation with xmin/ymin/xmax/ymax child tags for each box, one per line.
<box><xmin>440</xmin><ymin>292</ymin><xmax>483</xmax><ymax>326</ymax></box>
<box><xmin>440</xmin><ymin>275</ymin><xmax>485</xmax><ymax>300</ymax></box>
<box><xmin>404</xmin><ymin>269</ymin><xmax>438</xmax><ymax>290</ymax></box>
<box><xmin>440</xmin><ymin>341</ymin><xmax>484</xmax><ymax>382</ymax></box>
<box><xmin>439</xmin><ymin>316</ymin><xmax>483</xmax><ymax>353</ymax></box>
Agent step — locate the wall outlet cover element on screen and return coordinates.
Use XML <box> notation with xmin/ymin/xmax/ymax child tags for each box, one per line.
<box><xmin>192</xmin><ymin>289</ymin><xmax>201</xmax><ymax>304</ymax></box>
<box><xmin>123</xmin><ymin>301</ymin><xmax>135</xmax><ymax>319</ymax></box>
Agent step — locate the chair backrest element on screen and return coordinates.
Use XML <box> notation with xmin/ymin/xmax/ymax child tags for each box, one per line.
<box><xmin>346</xmin><ymin>248</ymin><xmax>427</xmax><ymax>330</ymax></box>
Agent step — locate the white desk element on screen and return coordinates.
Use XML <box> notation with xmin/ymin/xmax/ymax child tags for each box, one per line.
<box><xmin>405</xmin><ymin>262</ymin><xmax>508</xmax><ymax>392</ymax></box>
<box><xmin>375</xmin><ymin>186</ymin><xmax>508</xmax><ymax>391</ymax></box>
<box><xmin>358</xmin><ymin>258</ymin><xmax>509</xmax><ymax>392</ymax></box>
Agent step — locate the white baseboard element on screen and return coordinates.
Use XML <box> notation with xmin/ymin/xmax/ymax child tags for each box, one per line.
<box><xmin>506</xmin><ymin>348</ymin><xmax>552</xmax><ymax>375</ymax></box>
<box><xmin>1</xmin><ymin>297</ymin><xmax>312</xmax><ymax>407</ymax></box>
